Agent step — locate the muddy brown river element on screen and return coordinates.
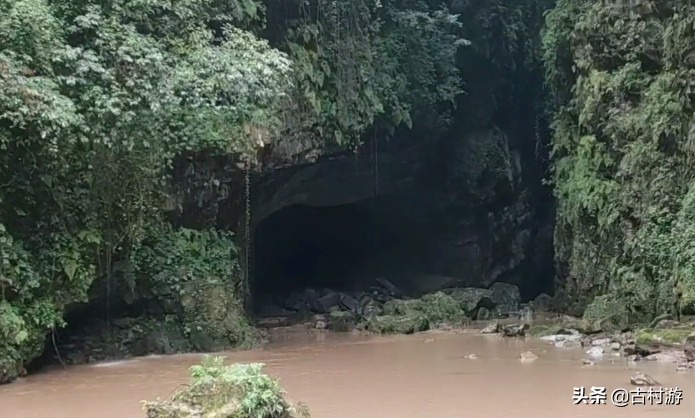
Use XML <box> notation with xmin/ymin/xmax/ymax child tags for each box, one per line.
<box><xmin>1</xmin><ymin>330</ymin><xmax>694</xmax><ymax>417</ymax></box>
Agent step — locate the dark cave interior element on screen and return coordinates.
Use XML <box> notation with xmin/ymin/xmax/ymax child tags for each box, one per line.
<box><xmin>250</xmin><ymin>196</ymin><xmax>436</xmax><ymax>315</ymax></box>
<box><xmin>250</xmin><ymin>191</ymin><xmax>555</xmax><ymax>317</ymax></box>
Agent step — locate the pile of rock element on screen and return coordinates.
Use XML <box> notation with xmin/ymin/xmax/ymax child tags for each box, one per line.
<box><xmin>258</xmin><ymin>279</ymin><xmax>531</xmax><ymax>333</ymax></box>
<box><xmin>518</xmin><ymin>314</ymin><xmax>695</xmax><ymax>373</ymax></box>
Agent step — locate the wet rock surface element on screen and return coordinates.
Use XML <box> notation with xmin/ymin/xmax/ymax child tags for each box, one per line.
<box><xmin>257</xmin><ymin>280</ymin><xmax>525</xmax><ymax>334</ymax></box>
<box><xmin>630</xmin><ymin>372</ymin><xmax>660</xmax><ymax>386</ymax></box>
<box><xmin>524</xmin><ymin>315</ymin><xmax>695</xmax><ymax>376</ymax></box>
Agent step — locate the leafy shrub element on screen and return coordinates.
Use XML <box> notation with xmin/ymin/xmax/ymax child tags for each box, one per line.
<box><xmin>144</xmin><ymin>355</ymin><xmax>310</xmax><ymax>418</ymax></box>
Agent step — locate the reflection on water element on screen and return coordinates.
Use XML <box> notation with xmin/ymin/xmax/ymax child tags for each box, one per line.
<box><xmin>1</xmin><ymin>330</ymin><xmax>693</xmax><ymax>418</ymax></box>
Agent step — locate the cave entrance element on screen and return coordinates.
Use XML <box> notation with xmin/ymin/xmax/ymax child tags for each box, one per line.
<box><xmin>250</xmin><ymin>197</ymin><xmax>432</xmax><ymax>317</ymax></box>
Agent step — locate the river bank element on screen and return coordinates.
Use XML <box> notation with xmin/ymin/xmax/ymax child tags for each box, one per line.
<box><xmin>37</xmin><ymin>281</ymin><xmax>695</xmax><ymax>382</ymax></box>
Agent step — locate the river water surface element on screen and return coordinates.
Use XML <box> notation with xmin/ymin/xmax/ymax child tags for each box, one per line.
<box><xmin>1</xmin><ymin>329</ymin><xmax>694</xmax><ymax>417</ymax></box>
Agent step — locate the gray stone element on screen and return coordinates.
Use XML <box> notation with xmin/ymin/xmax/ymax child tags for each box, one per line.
<box><xmin>586</xmin><ymin>346</ymin><xmax>604</xmax><ymax>358</ymax></box>
<box><xmin>284</xmin><ymin>288</ymin><xmax>319</xmax><ymax>312</ymax></box>
<box><xmin>375</xmin><ymin>278</ymin><xmax>402</xmax><ymax>298</ymax></box>
<box><xmin>476</xmin><ymin>307</ymin><xmax>493</xmax><ymax>320</ymax></box>
<box><xmin>684</xmin><ymin>342</ymin><xmax>695</xmax><ymax>362</ymax></box>
<box><xmin>630</xmin><ymin>372</ymin><xmax>660</xmax><ymax>386</ymax></box>
<box><xmin>520</xmin><ymin>351</ymin><xmax>538</xmax><ymax>362</ymax></box>
<box><xmin>502</xmin><ymin>323</ymin><xmax>529</xmax><ymax>337</ymax></box>
<box><xmin>489</xmin><ymin>282</ymin><xmax>520</xmax><ymax>315</ymax></box>
<box><xmin>531</xmin><ymin>293</ymin><xmax>553</xmax><ymax>312</ymax></box>
<box><xmin>444</xmin><ymin>287</ymin><xmax>494</xmax><ymax>313</ymax></box>
<box><xmin>648</xmin><ymin>313</ymin><xmax>675</xmax><ymax>329</ymax></box>
<box><xmin>312</xmin><ymin>292</ymin><xmax>342</xmax><ymax>313</ymax></box>
<box><xmin>591</xmin><ymin>338</ymin><xmax>611</xmax><ymax>347</ymax></box>
<box><xmin>359</xmin><ymin>296</ymin><xmax>383</xmax><ymax>320</ymax></box>
<box><xmin>481</xmin><ymin>321</ymin><xmax>500</xmax><ymax>334</ymax></box>
<box><xmin>654</xmin><ymin>319</ymin><xmax>680</xmax><ymax>329</ymax></box>
<box><xmin>556</xmin><ymin>340</ymin><xmax>579</xmax><ymax>348</ymax></box>
<box><xmin>519</xmin><ymin>306</ymin><xmax>533</xmax><ymax>322</ymax></box>
<box><xmin>339</xmin><ymin>293</ymin><xmax>360</xmax><ymax>314</ymax></box>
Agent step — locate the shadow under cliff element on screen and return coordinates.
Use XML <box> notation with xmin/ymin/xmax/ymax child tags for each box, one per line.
<box><xmin>241</xmin><ymin>120</ymin><xmax>554</xmax><ymax>318</ymax></box>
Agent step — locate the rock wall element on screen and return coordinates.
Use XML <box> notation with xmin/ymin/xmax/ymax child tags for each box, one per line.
<box><xmin>167</xmin><ymin>118</ymin><xmax>553</xmax><ymax>305</ymax></box>
<box><xmin>166</xmin><ymin>0</ymin><xmax>556</xmax><ymax>310</ymax></box>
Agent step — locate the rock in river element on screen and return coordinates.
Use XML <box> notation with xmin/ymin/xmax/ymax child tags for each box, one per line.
<box><xmin>520</xmin><ymin>351</ymin><xmax>539</xmax><ymax>362</ymax></box>
<box><xmin>502</xmin><ymin>324</ymin><xmax>529</xmax><ymax>337</ymax></box>
<box><xmin>586</xmin><ymin>346</ymin><xmax>604</xmax><ymax>359</ymax></box>
<box><xmin>481</xmin><ymin>321</ymin><xmax>500</xmax><ymax>334</ymax></box>
<box><xmin>630</xmin><ymin>372</ymin><xmax>660</xmax><ymax>386</ymax></box>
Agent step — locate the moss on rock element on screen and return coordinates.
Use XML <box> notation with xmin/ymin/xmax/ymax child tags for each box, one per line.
<box><xmin>361</xmin><ymin>314</ymin><xmax>430</xmax><ymax>334</ymax></box>
<box><xmin>527</xmin><ymin>324</ymin><xmax>563</xmax><ymax>337</ymax></box>
<box><xmin>362</xmin><ymin>291</ymin><xmax>469</xmax><ymax>334</ymax></box>
<box><xmin>545</xmin><ymin>0</ymin><xmax>695</xmax><ymax>318</ymax></box>
<box><xmin>635</xmin><ymin>327</ymin><xmax>695</xmax><ymax>345</ymax></box>
<box><xmin>144</xmin><ymin>356</ymin><xmax>309</xmax><ymax>418</ymax></box>
<box><xmin>581</xmin><ymin>295</ymin><xmax>630</xmax><ymax>332</ymax></box>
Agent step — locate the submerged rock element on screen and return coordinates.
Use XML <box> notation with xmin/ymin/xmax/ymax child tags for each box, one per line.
<box><xmin>586</xmin><ymin>346</ymin><xmax>604</xmax><ymax>358</ymax></box>
<box><xmin>502</xmin><ymin>324</ymin><xmax>529</xmax><ymax>337</ymax></box>
<box><xmin>676</xmin><ymin>362</ymin><xmax>691</xmax><ymax>373</ymax></box>
<box><xmin>519</xmin><ymin>351</ymin><xmax>538</xmax><ymax>362</ymax></box>
<box><xmin>630</xmin><ymin>372</ymin><xmax>660</xmax><ymax>387</ymax></box>
<box><xmin>481</xmin><ymin>321</ymin><xmax>500</xmax><ymax>334</ymax></box>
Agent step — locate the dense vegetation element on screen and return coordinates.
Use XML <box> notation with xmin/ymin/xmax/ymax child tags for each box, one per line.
<box><xmin>0</xmin><ymin>0</ymin><xmax>471</xmax><ymax>382</ymax></box>
<box><xmin>7</xmin><ymin>0</ymin><xmax>693</xmax><ymax>387</ymax></box>
<box><xmin>543</xmin><ymin>0</ymin><xmax>695</xmax><ymax>320</ymax></box>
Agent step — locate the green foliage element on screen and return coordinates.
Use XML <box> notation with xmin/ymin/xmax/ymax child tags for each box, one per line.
<box><xmin>130</xmin><ymin>226</ymin><xmax>258</xmax><ymax>349</ymax></box>
<box><xmin>543</xmin><ymin>0</ymin><xmax>695</xmax><ymax>318</ymax></box>
<box><xmin>0</xmin><ymin>0</ymin><xmax>288</xmax><ymax>378</ymax></box>
<box><xmin>130</xmin><ymin>226</ymin><xmax>239</xmax><ymax>297</ymax></box>
<box><xmin>281</xmin><ymin>0</ymin><xmax>465</xmax><ymax>148</ymax></box>
<box><xmin>145</xmin><ymin>355</ymin><xmax>310</xmax><ymax>418</ymax></box>
<box><xmin>191</xmin><ymin>358</ymin><xmax>287</xmax><ymax>417</ymax></box>
<box><xmin>363</xmin><ymin>291</ymin><xmax>468</xmax><ymax>334</ymax></box>
<box><xmin>0</xmin><ymin>221</ymin><xmax>89</xmax><ymax>381</ymax></box>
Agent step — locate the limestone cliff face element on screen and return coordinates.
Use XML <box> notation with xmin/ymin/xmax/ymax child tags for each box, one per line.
<box><xmin>168</xmin><ymin>117</ymin><xmax>553</xmax><ymax>303</ymax></box>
